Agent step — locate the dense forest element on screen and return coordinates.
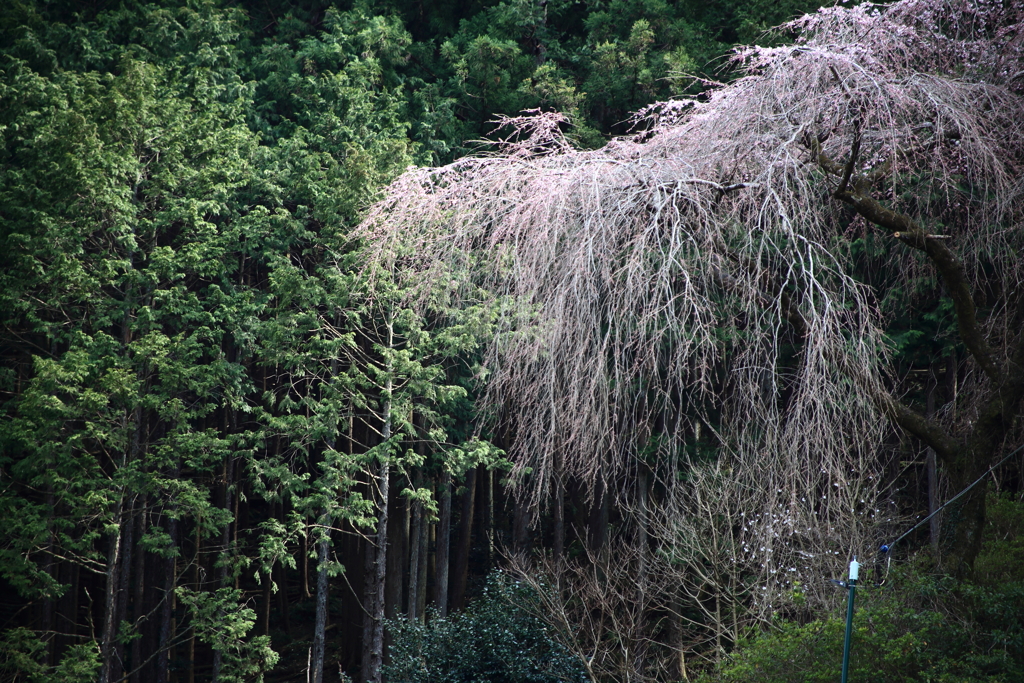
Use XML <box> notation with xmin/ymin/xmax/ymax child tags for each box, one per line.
<box><xmin>1</xmin><ymin>1</ymin><xmax>1023</xmax><ymax>682</ymax></box>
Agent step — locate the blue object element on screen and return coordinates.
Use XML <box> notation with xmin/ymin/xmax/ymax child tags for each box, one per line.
<box><xmin>880</xmin><ymin>544</ymin><xmax>889</xmax><ymax>553</ymax></box>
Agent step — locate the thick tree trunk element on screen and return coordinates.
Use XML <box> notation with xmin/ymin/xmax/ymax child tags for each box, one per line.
<box><xmin>450</xmin><ymin>467</ymin><xmax>477</xmax><ymax>611</ymax></box>
<box><xmin>819</xmin><ymin>143</ymin><xmax>1024</xmax><ymax>574</ymax></box>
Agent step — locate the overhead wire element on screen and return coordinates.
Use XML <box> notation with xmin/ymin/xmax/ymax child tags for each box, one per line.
<box><xmin>871</xmin><ymin>441</ymin><xmax>1024</xmax><ymax>586</ymax></box>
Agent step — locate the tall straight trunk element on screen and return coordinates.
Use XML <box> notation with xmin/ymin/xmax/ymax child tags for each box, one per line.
<box><xmin>103</xmin><ymin>397</ymin><xmax>145</xmax><ymax>683</ymax></box>
<box><xmin>514</xmin><ymin>495</ymin><xmax>531</xmax><ymax>554</ymax></box>
<box><xmin>311</xmin><ymin>377</ymin><xmax>341</xmax><ymax>683</ymax></box>
<box><xmin>211</xmin><ymin>456</ymin><xmax>233</xmax><ymax>682</ymax></box>
<box><xmin>362</xmin><ymin>312</ymin><xmax>393</xmax><ymax>683</ymax></box>
<box><xmin>385</xmin><ymin>490</ymin><xmax>407</xmax><ymax>620</ymax></box>
<box><xmin>310</xmin><ymin>517</ymin><xmax>331</xmax><ymax>683</ymax></box>
<box><xmin>926</xmin><ymin>385</ymin><xmax>940</xmax><ymax>555</ymax></box>
<box><xmin>156</xmin><ymin>512</ymin><xmax>178</xmax><ymax>683</ymax></box>
<box><xmin>361</xmin><ymin>457</ymin><xmax>390</xmax><ymax>683</ymax></box>
<box><xmin>450</xmin><ymin>467</ymin><xmax>477</xmax><ymax>611</ymax></box>
<box><xmin>274</xmin><ymin>551</ymin><xmax>291</xmax><ymax>637</ymax></box>
<box><xmin>303</xmin><ymin>526</ymin><xmax>311</xmax><ymax>599</ymax></box>
<box><xmin>99</xmin><ymin>501</ymin><xmax>125</xmax><ymax>683</ymax></box>
<box><xmin>130</xmin><ymin>505</ymin><xmax>147</xmax><ymax>683</ymax></box>
<box><xmin>41</xmin><ymin>484</ymin><xmax>55</xmax><ymax>667</ymax></box>
<box><xmin>57</xmin><ymin>560</ymin><xmax>80</xmax><ymax>658</ymax></box>
<box><xmin>482</xmin><ymin>469</ymin><xmax>495</xmax><ymax>569</ymax></box>
<box><xmin>113</xmin><ymin>502</ymin><xmax>135</xmax><ymax>683</ymax></box>
<box><xmin>407</xmin><ymin>493</ymin><xmax>423</xmax><ymax>621</ymax></box>
<box><xmin>416</xmin><ymin>520</ymin><xmax>428</xmax><ymax>622</ymax></box>
<box><xmin>260</xmin><ymin>568</ymin><xmax>272</xmax><ymax>637</ymax></box>
<box><xmin>189</xmin><ymin>511</ymin><xmax>202</xmax><ymax>683</ymax></box>
<box><xmin>434</xmin><ymin>472</ymin><xmax>451</xmax><ymax>617</ymax></box>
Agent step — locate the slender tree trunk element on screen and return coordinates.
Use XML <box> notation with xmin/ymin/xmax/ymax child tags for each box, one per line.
<box><xmin>480</xmin><ymin>468</ymin><xmax>495</xmax><ymax>570</ymax></box>
<box><xmin>303</xmin><ymin>526</ymin><xmax>312</xmax><ymax>600</ymax></box>
<box><xmin>926</xmin><ymin>386</ymin><xmax>940</xmax><ymax>556</ymax></box>
<box><xmin>41</xmin><ymin>484</ymin><xmax>55</xmax><ymax>667</ymax></box>
<box><xmin>407</xmin><ymin>489</ymin><xmax>423</xmax><ymax>621</ymax></box>
<box><xmin>416</xmin><ymin>520</ymin><xmax>428</xmax><ymax>622</ymax></box>
<box><xmin>275</xmin><ymin>552</ymin><xmax>291</xmax><ymax>637</ymax></box>
<box><xmin>99</xmin><ymin>501</ymin><xmax>124</xmax><ymax>683</ymax></box>
<box><xmin>385</xmin><ymin>490</ymin><xmax>407</xmax><ymax>621</ymax></box>
<box><xmin>130</xmin><ymin>505</ymin><xmax>147</xmax><ymax>683</ymax></box>
<box><xmin>311</xmin><ymin>516</ymin><xmax>331</xmax><ymax>683</ymax></box>
<box><xmin>450</xmin><ymin>468</ymin><xmax>477</xmax><ymax>611</ymax></box>
<box><xmin>156</xmin><ymin>510</ymin><xmax>178</xmax><ymax>683</ymax></box>
<box><xmin>362</xmin><ymin>312</ymin><xmax>393</xmax><ymax>683</ymax></box>
<box><xmin>588</xmin><ymin>478</ymin><xmax>608</xmax><ymax>554</ymax></box>
<box><xmin>260</xmin><ymin>568</ymin><xmax>272</xmax><ymax>637</ymax></box>
<box><xmin>361</xmin><ymin>459</ymin><xmax>390</xmax><ymax>683</ymax></box>
<box><xmin>311</xmin><ymin>372</ymin><xmax>341</xmax><ymax>683</ymax></box>
<box><xmin>637</xmin><ymin>468</ymin><xmax>649</xmax><ymax>587</ymax></box>
<box><xmin>113</xmin><ymin>502</ymin><xmax>135</xmax><ymax>683</ymax></box>
<box><xmin>514</xmin><ymin>493</ymin><xmax>531</xmax><ymax>555</ymax></box>
<box><xmin>434</xmin><ymin>472</ymin><xmax>451</xmax><ymax>617</ymax></box>
<box><xmin>212</xmin><ymin>457</ymin><xmax>234</xmax><ymax>682</ymax></box>
<box><xmin>189</xmin><ymin>504</ymin><xmax>204</xmax><ymax>683</ymax></box>
<box><xmin>57</xmin><ymin>560</ymin><xmax>80</xmax><ymax>658</ymax></box>
<box><xmin>553</xmin><ymin>463</ymin><xmax>565</xmax><ymax>563</ymax></box>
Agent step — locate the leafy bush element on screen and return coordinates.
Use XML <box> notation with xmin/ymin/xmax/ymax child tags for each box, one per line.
<box><xmin>384</xmin><ymin>572</ymin><xmax>588</xmax><ymax>683</ymax></box>
<box><xmin>974</xmin><ymin>493</ymin><xmax>1024</xmax><ymax>585</ymax></box>
<box><xmin>706</xmin><ymin>583</ymin><xmax>1022</xmax><ymax>682</ymax></box>
<box><xmin>703</xmin><ymin>493</ymin><xmax>1024</xmax><ymax>683</ymax></box>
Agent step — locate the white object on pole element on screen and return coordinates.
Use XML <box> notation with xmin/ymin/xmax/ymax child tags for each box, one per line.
<box><xmin>848</xmin><ymin>558</ymin><xmax>860</xmax><ymax>581</ymax></box>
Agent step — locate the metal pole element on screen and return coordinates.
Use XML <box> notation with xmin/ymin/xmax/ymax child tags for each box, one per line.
<box><xmin>840</xmin><ymin>558</ymin><xmax>860</xmax><ymax>683</ymax></box>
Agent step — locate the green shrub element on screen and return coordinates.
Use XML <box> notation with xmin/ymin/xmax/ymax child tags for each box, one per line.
<box><xmin>384</xmin><ymin>572</ymin><xmax>588</xmax><ymax>683</ymax></box>
<box><xmin>705</xmin><ymin>582</ymin><xmax>1022</xmax><ymax>682</ymax></box>
<box><xmin>975</xmin><ymin>493</ymin><xmax>1024</xmax><ymax>585</ymax></box>
<box><xmin>704</xmin><ymin>493</ymin><xmax>1024</xmax><ymax>683</ymax></box>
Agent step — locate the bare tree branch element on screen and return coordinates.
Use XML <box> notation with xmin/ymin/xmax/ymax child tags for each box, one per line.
<box><xmin>813</xmin><ymin>141</ymin><xmax>1003</xmax><ymax>382</ymax></box>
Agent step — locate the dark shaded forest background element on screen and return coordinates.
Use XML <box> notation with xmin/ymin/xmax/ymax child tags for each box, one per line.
<box><xmin>2</xmin><ymin>1</ymin><xmax>1022</xmax><ymax>682</ymax></box>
